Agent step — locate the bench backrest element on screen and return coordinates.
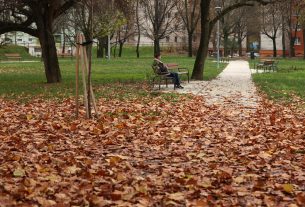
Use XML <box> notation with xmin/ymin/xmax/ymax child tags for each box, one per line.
<box><xmin>152</xmin><ymin>65</ymin><xmax>161</xmax><ymax>75</ymax></box>
<box><xmin>264</xmin><ymin>60</ymin><xmax>274</xmax><ymax>65</ymax></box>
<box><xmin>5</xmin><ymin>53</ymin><xmax>21</xmax><ymax>57</ymax></box>
<box><xmin>58</xmin><ymin>53</ymin><xmax>72</xmax><ymax>56</ymax></box>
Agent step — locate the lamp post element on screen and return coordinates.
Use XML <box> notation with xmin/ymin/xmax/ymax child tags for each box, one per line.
<box><xmin>215</xmin><ymin>6</ymin><xmax>221</xmax><ymax>69</ymax></box>
<box><xmin>108</xmin><ymin>34</ymin><xmax>111</xmax><ymax>60</ymax></box>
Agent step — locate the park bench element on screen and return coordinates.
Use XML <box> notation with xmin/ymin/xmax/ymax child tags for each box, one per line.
<box><xmin>4</xmin><ymin>53</ymin><xmax>22</xmax><ymax>61</ymax></box>
<box><xmin>166</xmin><ymin>63</ymin><xmax>190</xmax><ymax>83</ymax></box>
<box><xmin>58</xmin><ymin>53</ymin><xmax>73</xmax><ymax>58</ymax></box>
<box><xmin>255</xmin><ymin>60</ymin><xmax>278</xmax><ymax>72</ymax></box>
<box><xmin>220</xmin><ymin>56</ymin><xmax>230</xmax><ymax>63</ymax></box>
<box><xmin>152</xmin><ymin>65</ymin><xmax>176</xmax><ymax>90</ymax></box>
<box><xmin>151</xmin><ymin>63</ymin><xmax>189</xmax><ymax>90</ymax></box>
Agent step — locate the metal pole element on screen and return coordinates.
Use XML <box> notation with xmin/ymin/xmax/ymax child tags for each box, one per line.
<box><xmin>217</xmin><ymin>18</ymin><xmax>220</xmax><ymax>69</ymax></box>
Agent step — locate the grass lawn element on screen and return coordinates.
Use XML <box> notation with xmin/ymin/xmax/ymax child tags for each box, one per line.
<box><xmin>0</xmin><ymin>46</ymin><xmax>225</xmax><ymax>100</ymax></box>
<box><xmin>0</xmin><ymin>45</ymin><xmax>35</xmax><ymax>61</ymax></box>
<box><xmin>249</xmin><ymin>58</ymin><xmax>305</xmax><ymax>103</ymax></box>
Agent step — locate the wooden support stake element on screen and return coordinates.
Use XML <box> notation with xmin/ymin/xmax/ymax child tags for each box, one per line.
<box><xmin>75</xmin><ymin>34</ymin><xmax>80</xmax><ymax>118</ymax></box>
<box><xmin>75</xmin><ymin>33</ymin><xmax>99</xmax><ymax>119</ymax></box>
<box><xmin>80</xmin><ymin>35</ymin><xmax>90</xmax><ymax>118</ymax></box>
<box><xmin>82</xmin><ymin>44</ymin><xmax>99</xmax><ymax>118</ymax></box>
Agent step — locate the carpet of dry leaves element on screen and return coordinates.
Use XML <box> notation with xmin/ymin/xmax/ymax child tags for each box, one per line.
<box><xmin>0</xmin><ymin>95</ymin><xmax>304</xmax><ymax>207</ymax></box>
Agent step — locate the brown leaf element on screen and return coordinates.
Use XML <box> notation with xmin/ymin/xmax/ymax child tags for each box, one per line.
<box><xmin>296</xmin><ymin>193</ymin><xmax>305</xmax><ymax>205</ymax></box>
<box><xmin>168</xmin><ymin>192</ymin><xmax>185</xmax><ymax>201</ymax></box>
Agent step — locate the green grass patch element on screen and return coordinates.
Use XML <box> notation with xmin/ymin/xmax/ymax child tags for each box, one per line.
<box><xmin>0</xmin><ymin>45</ymin><xmax>37</xmax><ymax>61</ymax></box>
<box><xmin>0</xmin><ymin>46</ymin><xmax>226</xmax><ymax>100</ymax></box>
<box><xmin>250</xmin><ymin>58</ymin><xmax>305</xmax><ymax>102</ymax></box>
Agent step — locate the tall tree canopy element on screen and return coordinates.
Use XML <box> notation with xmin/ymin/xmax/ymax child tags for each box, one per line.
<box><xmin>141</xmin><ymin>0</ymin><xmax>180</xmax><ymax>55</ymax></box>
<box><xmin>0</xmin><ymin>0</ymin><xmax>78</xmax><ymax>83</ymax></box>
<box><xmin>260</xmin><ymin>2</ymin><xmax>282</xmax><ymax>57</ymax></box>
<box><xmin>176</xmin><ymin>0</ymin><xmax>201</xmax><ymax>57</ymax></box>
<box><xmin>192</xmin><ymin>0</ymin><xmax>276</xmax><ymax>80</ymax></box>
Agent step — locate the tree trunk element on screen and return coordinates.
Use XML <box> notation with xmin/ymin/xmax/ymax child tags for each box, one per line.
<box><xmin>154</xmin><ymin>39</ymin><xmax>161</xmax><ymax>56</ymax></box>
<box><xmin>238</xmin><ymin>36</ymin><xmax>243</xmax><ymax>56</ymax></box>
<box><xmin>192</xmin><ymin>38</ymin><xmax>209</xmax><ymax>80</ymax></box>
<box><xmin>97</xmin><ymin>38</ymin><xmax>104</xmax><ymax>58</ymax></box>
<box><xmin>136</xmin><ymin>33</ymin><xmax>140</xmax><ymax>58</ymax></box>
<box><xmin>303</xmin><ymin>29</ymin><xmax>305</xmax><ymax>59</ymax></box>
<box><xmin>282</xmin><ymin>31</ymin><xmax>286</xmax><ymax>58</ymax></box>
<box><xmin>37</xmin><ymin>21</ymin><xmax>61</xmax><ymax>83</ymax></box>
<box><xmin>84</xmin><ymin>33</ymin><xmax>91</xmax><ymax>58</ymax></box>
<box><xmin>136</xmin><ymin>0</ymin><xmax>140</xmax><ymax>58</ymax></box>
<box><xmin>119</xmin><ymin>42</ymin><xmax>124</xmax><ymax>57</ymax></box>
<box><xmin>282</xmin><ymin>16</ymin><xmax>286</xmax><ymax>58</ymax></box>
<box><xmin>188</xmin><ymin>32</ymin><xmax>193</xmax><ymax>57</ymax></box>
<box><xmin>289</xmin><ymin>32</ymin><xmax>295</xmax><ymax>57</ymax></box>
<box><xmin>231</xmin><ymin>35</ymin><xmax>237</xmax><ymax>56</ymax></box>
<box><xmin>211</xmin><ymin>32</ymin><xmax>216</xmax><ymax>52</ymax></box>
<box><xmin>113</xmin><ymin>43</ymin><xmax>117</xmax><ymax>58</ymax></box>
<box><xmin>272</xmin><ymin>37</ymin><xmax>277</xmax><ymax>57</ymax></box>
<box><xmin>223</xmin><ymin>33</ymin><xmax>229</xmax><ymax>57</ymax></box>
<box><xmin>61</xmin><ymin>29</ymin><xmax>66</xmax><ymax>54</ymax></box>
<box><xmin>192</xmin><ymin>0</ymin><xmax>211</xmax><ymax>80</ymax></box>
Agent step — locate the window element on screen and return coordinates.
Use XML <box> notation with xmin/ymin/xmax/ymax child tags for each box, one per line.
<box><xmin>294</xmin><ymin>37</ymin><xmax>301</xmax><ymax>45</ymax></box>
<box><xmin>175</xmin><ymin>36</ymin><xmax>178</xmax><ymax>43</ymax></box>
<box><xmin>28</xmin><ymin>38</ymin><xmax>33</xmax><ymax>42</ymax></box>
<box><xmin>17</xmin><ymin>39</ymin><xmax>22</xmax><ymax>42</ymax></box>
<box><xmin>293</xmin><ymin>24</ymin><xmax>301</xmax><ymax>31</ymax></box>
<box><xmin>166</xmin><ymin>36</ymin><xmax>170</xmax><ymax>42</ymax></box>
<box><xmin>34</xmin><ymin>47</ymin><xmax>41</xmax><ymax>52</ymax></box>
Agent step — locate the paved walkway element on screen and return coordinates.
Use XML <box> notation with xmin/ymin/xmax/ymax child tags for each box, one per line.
<box><xmin>161</xmin><ymin>60</ymin><xmax>260</xmax><ymax>108</ymax></box>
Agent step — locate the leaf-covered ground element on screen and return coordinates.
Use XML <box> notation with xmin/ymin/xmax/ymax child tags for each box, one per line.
<box><xmin>0</xmin><ymin>95</ymin><xmax>304</xmax><ymax>206</ymax></box>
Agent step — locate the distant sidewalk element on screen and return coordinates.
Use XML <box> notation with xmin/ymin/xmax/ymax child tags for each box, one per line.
<box><xmin>0</xmin><ymin>60</ymin><xmax>39</xmax><ymax>63</ymax></box>
<box><xmin>164</xmin><ymin>60</ymin><xmax>260</xmax><ymax>108</ymax></box>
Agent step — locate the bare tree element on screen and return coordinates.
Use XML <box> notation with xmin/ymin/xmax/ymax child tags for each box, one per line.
<box><xmin>192</xmin><ymin>0</ymin><xmax>275</xmax><ymax>80</ymax></box>
<box><xmin>260</xmin><ymin>2</ymin><xmax>282</xmax><ymax>57</ymax></box>
<box><xmin>298</xmin><ymin>2</ymin><xmax>305</xmax><ymax>59</ymax></box>
<box><xmin>232</xmin><ymin>8</ymin><xmax>248</xmax><ymax>56</ymax></box>
<box><xmin>0</xmin><ymin>0</ymin><xmax>78</xmax><ymax>83</ymax></box>
<box><xmin>135</xmin><ymin>0</ymin><xmax>142</xmax><ymax>58</ymax></box>
<box><xmin>281</xmin><ymin>0</ymin><xmax>303</xmax><ymax>57</ymax></box>
<box><xmin>220</xmin><ymin>1</ymin><xmax>238</xmax><ymax>57</ymax></box>
<box><xmin>141</xmin><ymin>0</ymin><xmax>180</xmax><ymax>55</ymax></box>
<box><xmin>116</xmin><ymin>23</ymin><xmax>135</xmax><ymax>57</ymax></box>
<box><xmin>113</xmin><ymin>1</ymin><xmax>135</xmax><ymax>57</ymax></box>
<box><xmin>94</xmin><ymin>1</ymin><xmax>125</xmax><ymax>58</ymax></box>
<box><xmin>71</xmin><ymin>0</ymin><xmax>132</xmax><ymax>58</ymax></box>
<box><xmin>176</xmin><ymin>0</ymin><xmax>200</xmax><ymax>57</ymax></box>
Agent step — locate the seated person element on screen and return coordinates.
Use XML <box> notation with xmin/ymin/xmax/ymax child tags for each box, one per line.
<box><xmin>152</xmin><ymin>54</ymin><xmax>183</xmax><ymax>89</ymax></box>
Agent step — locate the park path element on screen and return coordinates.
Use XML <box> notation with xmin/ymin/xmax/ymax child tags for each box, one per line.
<box><xmin>176</xmin><ymin>60</ymin><xmax>260</xmax><ymax>109</ymax></box>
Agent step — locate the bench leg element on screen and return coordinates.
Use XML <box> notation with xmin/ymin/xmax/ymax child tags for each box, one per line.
<box><xmin>159</xmin><ymin>78</ymin><xmax>161</xmax><ymax>90</ymax></box>
<box><xmin>152</xmin><ymin>77</ymin><xmax>157</xmax><ymax>89</ymax></box>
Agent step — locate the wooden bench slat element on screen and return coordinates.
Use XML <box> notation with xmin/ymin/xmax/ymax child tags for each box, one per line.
<box><xmin>58</xmin><ymin>53</ymin><xmax>73</xmax><ymax>58</ymax></box>
<box><xmin>255</xmin><ymin>60</ymin><xmax>278</xmax><ymax>72</ymax></box>
<box><xmin>4</xmin><ymin>53</ymin><xmax>22</xmax><ymax>61</ymax></box>
<box><xmin>151</xmin><ymin>63</ymin><xmax>190</xmax><ymax>90</ymax></box>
